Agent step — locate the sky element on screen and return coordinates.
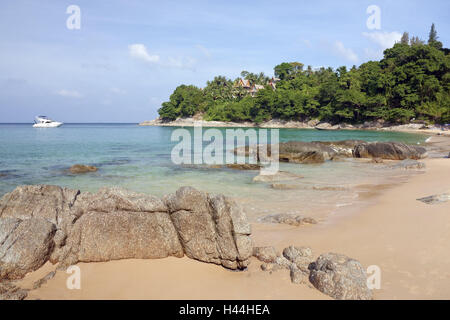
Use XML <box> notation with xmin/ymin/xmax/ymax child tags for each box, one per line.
<box><xmin>0</xmin><ymin>0</ymin><xmax>449</xmax><ymax>123</ymax></box>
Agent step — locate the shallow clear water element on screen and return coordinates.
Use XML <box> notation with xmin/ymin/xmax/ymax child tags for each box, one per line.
<box><xmin>0</xmin><ymin>124</ymin><xmax>427</xmax><ymax>221</ymax></box>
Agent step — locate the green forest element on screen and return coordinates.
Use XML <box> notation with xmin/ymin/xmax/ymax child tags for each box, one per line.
<box><xmin>158</xmin><ymin>25</ymin><xmax>450</xmax><ymax>124</ymax></box>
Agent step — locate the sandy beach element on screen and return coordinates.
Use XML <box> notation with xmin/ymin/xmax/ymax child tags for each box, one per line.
<box><xmin>15</xmin><ymin>135</ymin><xmax>449</xmax><ymax>300</ymax></box>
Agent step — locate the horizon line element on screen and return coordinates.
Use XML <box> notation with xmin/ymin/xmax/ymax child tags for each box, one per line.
<box><xmin>0</xmin><ymin>122</ymin><xmax>140</xmax><ymax>124</ymax></box>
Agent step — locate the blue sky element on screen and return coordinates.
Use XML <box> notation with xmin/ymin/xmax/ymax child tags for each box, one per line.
<box><xmin>0</xmin><ymin>0</ymin><xmax>448</xmax><ymax>122</ymax></box>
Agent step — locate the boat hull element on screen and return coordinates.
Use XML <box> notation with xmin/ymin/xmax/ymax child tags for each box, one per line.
<box><xmin>33</xmin><ymin>122</ymin><xmax>63</xmax><ymax>128</ymax></box>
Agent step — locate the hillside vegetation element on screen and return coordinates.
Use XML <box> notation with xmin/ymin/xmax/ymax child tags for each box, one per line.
<box><xmin>158</xmin><ymin>25</ymin><xmax>450</xmax><ymax>124</ymax></box>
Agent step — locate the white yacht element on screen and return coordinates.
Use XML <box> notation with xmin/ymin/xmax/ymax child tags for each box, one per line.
<box><xmin>33</xmin><ymin>116</ymin><xmax>63</xmax><ymax>128</ymax></box>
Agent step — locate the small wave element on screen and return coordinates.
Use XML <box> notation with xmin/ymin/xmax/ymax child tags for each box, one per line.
<box><xmin>336</xmin><ymin>202</ymin><xmax>353</xmax><ymax>207</ymax></box>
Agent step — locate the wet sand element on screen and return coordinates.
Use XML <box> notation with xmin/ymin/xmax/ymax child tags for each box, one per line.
<box><xmin>19</xmin><ymin>136</ymin><xmax>450</xmax><ymax>300</ymax></box>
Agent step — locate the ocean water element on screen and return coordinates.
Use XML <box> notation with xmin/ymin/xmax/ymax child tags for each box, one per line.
<box><xmin>0</xmin><ymin>123</ymin><xmax>428</xmax><ymax>221</ymax></box>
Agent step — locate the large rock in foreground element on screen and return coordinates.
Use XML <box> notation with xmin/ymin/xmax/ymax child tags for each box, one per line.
<box><xmin>165</xmin><ymin>187</ymin><xmax>252</xmax><ymax>269</ymax></box>
<box><xmin>309</xmin><ymin>253</ymin><xmax>372</xmax><ymax>300</ymax></box>
<box><xmin>353</xmin><ymin>142</ymin><xmax>427</xmax><ymax>160</ymax></box>
<box><xmin>0</xmin><ymin>185</ymin><xmax>252</xmax><ymax>283</ymax></box>
<box><xmin>0</xmin><ymin>185</ymin><xmax>79</xmax><ymax>226</ymax></box>
<box><xmin>0</xmin><ymin>218</ymin><xmax>56</xmax><ymax>280</ymax></box>
<box><xmin>0</xmin><ymin>281</ymin><xmax>28</xmax><ymax>300</ymax></box>
<box><xmin>59</xmin><ymin>210</ymin><xmax>184</xmax><ymax>265</ymax></box>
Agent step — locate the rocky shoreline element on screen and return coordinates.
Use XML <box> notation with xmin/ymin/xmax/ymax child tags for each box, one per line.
<box><xmin>139</xmin><ymin>117</ymin><xmax>450</xmax><ymax>136</ymax></box>
<box><xmin>0</xmin><ymin>185</ymin><xmax>253</xmax><ymax>277</ymax></box>
<box><xmin>237</xmin><ymin>140</ymin><xmax>428</xmax><ymax>165</ymax></box>
<box><xmin>0</xmin><ymin>184</ymin><xmax>375</xmax><ymax>300</ymax></box>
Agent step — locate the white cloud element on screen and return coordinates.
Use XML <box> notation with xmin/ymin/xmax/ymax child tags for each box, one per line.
<box><xmin>362</xmin><ymin>31</ymin><xmax>402</xmax><ymax>50</ymax></box>
<box><xmin>195</xmin><ymin>45</ymin><xmax>211</xmax><ymax>58</ymax></box>
<box><xmin>128</xmin><ymin>43</ymin><xmax>195</xmax><ymax>69</ymax></box>
<box><xmin>56</xmin><ymin>89</ymin><xmax>83</xmax><ymax>98</ymax></box>
<box><xmin>128</xmin><ymin>44</ymin><xmax>160</xmax><ymax>63</ymax></box>
<box><xmin>333</xmin><ymin>41</ymin><xmax>359</xmax><ymax>64</ymax></box>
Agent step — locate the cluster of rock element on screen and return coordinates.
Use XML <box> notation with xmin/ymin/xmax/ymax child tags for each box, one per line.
<box><xmin>0</xmin><ymin>184</ymin><xmax>377</xmax><ymax>300</ymax></box>
<box><xmin>278</xmin><ymin>140</ymin><xmax>365</xmax><ymax>163</ymax></box>
<box><xmin>235</xmin><ymin>140</ymin><xmax>427</xmax><ymax>165</ymax></box>
<box><xmin>253</xmin><ymin>246</ymin><xmax>372</xmax><ymax>300</ymax></box>
<box><xmin>353</xmin><ymin>142</ymin><xmax>427</xmax><ymax>160</ymax></box>
<box><xmin>139</xmin><ymin>117</ymin><xmax>437</xmax><ymax>133</ymax></box>
<box><xmin>0</xmin><ymin>185</ymin><xmax>253</xmax><ymax>284</ymax></box>
<box><xmin>282</xmin><ymin>141</ymin><xmax>427</xmax><ymax>163</ymax></box>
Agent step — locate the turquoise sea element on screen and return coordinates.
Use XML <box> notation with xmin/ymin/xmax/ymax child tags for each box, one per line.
<box><xmin>0</xmin><ymin>123</ymin><xmax>428</xmax><ymax>221</ymax></box>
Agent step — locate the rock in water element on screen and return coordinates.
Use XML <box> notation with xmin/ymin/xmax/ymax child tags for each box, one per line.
<box><xmin>69</xmin><ymin>164</ymin><xmax>98</xmax><ymax>174</ymax></box>
<box><xmin>0</xmin><ymin>218</ymin><xmax>56</xmax><ymax>280</ymax></box>
<box><xmin>278</xmin><ymin>140</ymin><xmax>363</xmax><ymax>163</ymax></box>
<box><xmin>278</xmin><ymin>141</ymin><xmax>336</xmax><ymax>164</ymax></box>
<box><xmin>225</xmin><ymin>164</ymin><xmax>261</xmax><ymax>170</ymax></box>
<box><xmin>270</xmin><ymin>183</ymin><xmax>301</xmax><ymax>190</ymax></box>
<box><xmin>353</xmin><ymin>142</ymin><xmax>427</xmax><ymax>160</ymax></box>
<box><xmin>235</xmin><ymin>140</ymin><xmax>364</xmax><ymax>164</ymax></box>
<box><xmin>309</xmin><ymin>253</ymin><xmax>372</xmax><ymax>300</ymax></box>
<box><xmin>313</xmin><ymin>140</ymin><xmax>364</xmax><ymax>158</ymax></box>
<box><xmin>314</xmin><ymin>122</ymin><xmax>339</xmax><ymax>131</ymax></box>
